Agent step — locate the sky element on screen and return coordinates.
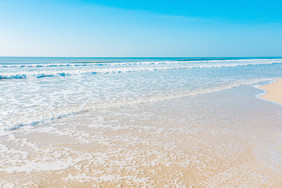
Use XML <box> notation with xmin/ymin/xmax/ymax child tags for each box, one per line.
<box><xmin>0</xmin><ymin>0</ymin><xmax>282</xmax><ymax>57</ymax></box>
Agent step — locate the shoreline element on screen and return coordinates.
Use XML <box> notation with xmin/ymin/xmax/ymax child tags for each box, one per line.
<box><xmin>259</xmin><ymin>79</ymin><xmax>282</xmax><ymax>105</ymax></box>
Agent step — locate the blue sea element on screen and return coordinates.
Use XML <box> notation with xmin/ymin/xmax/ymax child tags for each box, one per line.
<box><xmin>0</xmin><ymin>57</ymin><xmax>281</xmax><ymax>132</ymax></box>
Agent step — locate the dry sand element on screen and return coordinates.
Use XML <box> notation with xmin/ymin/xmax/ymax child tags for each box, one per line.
<box><xmin>260</xmin><ymin>79</ymin><xmax>282</xmax><ymax>104</ymax></box>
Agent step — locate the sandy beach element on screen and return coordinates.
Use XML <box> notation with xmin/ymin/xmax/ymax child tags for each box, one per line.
<box><xmin>0</xmin><ymin>85</ymin><xmax>281</xmax><ymax>187</ymax></box>
<box><xmin>260</xmin><ymin>79</ymin><xmax>282</xmax><ymax>104</ymax></box>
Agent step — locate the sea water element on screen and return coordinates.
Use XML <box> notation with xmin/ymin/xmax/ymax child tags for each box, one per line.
<box><xmin>0</xmin><ymin>57</ymin><xmax>281</xmax><ymax>132</ymax></box>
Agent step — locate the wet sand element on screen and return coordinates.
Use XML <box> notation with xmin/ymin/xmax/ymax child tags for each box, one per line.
<box><xmin>0</xmin><ymin>86</ymin><xmax>281</xmax><ymax>187</ymax></box>
<box><xmin>260</xmin><ymin>79</ymin><xmax>282</xmax><ymax>104</ymax></box>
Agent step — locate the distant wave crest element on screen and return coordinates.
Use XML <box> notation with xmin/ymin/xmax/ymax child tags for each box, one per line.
<box><xmin>1</xmin><ymin>60</ymin><xmax>281</xmax><ymax>80</ymax></box>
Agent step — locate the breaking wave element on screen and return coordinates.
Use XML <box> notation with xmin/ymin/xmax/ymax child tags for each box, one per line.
<box><xmin>1</xmin><ymin>61</ymin><xmax>281</xmax><ymax>80</ymax></box>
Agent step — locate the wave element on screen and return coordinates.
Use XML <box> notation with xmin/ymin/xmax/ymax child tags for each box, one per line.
<box><xmin>1</xmin><ymin>61</ymin><xmax>281</xmax><ymax>80</ymax></box>
<box><xmin>0</xmin><ymin>61</ymin><xmax>172</xmax><ymax>68</ymax></box>
<box><xmin>1</xmin><ymin>58</ymin><xmax>282</xmax><ymax>69</ymax></box>
<box><xmin>0</xmin><ymin>78</ymin><xmax>276</xmax><ymax>132</ymax></box>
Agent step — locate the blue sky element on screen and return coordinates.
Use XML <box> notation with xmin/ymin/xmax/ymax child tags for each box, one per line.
<box><xmin>0</xmin><ymin>0</ymin><xmax>282</xmax><ymax>57</ymax></box>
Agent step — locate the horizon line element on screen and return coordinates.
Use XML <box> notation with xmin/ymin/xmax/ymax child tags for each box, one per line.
<box><xmin>1</xmin><ymin>56</ymin><xmax>282</xmax><ymax>58</ymax></box>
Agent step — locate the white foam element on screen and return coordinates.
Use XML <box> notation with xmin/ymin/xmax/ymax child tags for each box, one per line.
<box><xmin>0</xmin><ymin>78</ymin><xmax>276</xmax><ymax>132</ymax></box>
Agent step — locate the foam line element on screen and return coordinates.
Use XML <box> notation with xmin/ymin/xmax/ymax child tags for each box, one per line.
<box><xmin>0</xmin><ymin>78</ymin><xmax>275</xmax><ymax>132</ymax></box>
<box><xmin>1</xmin><ymin>61</ymin><xmax>281</xmax><ymax>80</ymax></box>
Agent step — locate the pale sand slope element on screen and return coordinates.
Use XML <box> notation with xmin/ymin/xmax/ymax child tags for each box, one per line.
<box><xmin>0</xmin><ymin>86</ymin><xmax>281</xmax><ymax>187</ymax></box>
<box><xmin>260</xmin><ymin>79</ymin><xmax>282</xmax><ymax>104</ymax></box>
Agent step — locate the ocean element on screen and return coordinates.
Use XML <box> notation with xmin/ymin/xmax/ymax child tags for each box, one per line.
<box><xmin>0</xmin><ymin>57</ymin><xmax>281</xmax><ymax>132</ymax></box>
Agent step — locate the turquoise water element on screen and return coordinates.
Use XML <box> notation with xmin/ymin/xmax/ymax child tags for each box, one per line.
<box><xmin>0</xmin><ymin>57</ymin><xmax>281</xmax><ymax>131</ymax></box>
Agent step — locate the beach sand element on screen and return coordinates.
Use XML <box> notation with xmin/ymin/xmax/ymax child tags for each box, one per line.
<box><xmin>0</xmin><ymin>86</ymin><xmax>281</xmax><ymax>187</ymax></box>
<box><xmin>260</xmin><ymin>79</ymin><xmax>282</xmax><ymax>104</ymax></box>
